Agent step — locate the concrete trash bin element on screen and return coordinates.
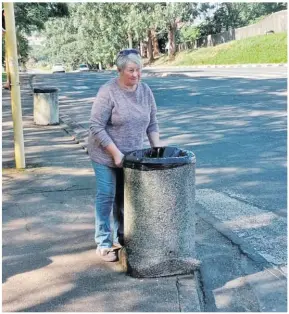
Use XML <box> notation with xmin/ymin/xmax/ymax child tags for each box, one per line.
<box><xmin>122</xmin><ymin>146</ymin><xmax>198</xmax><ymax>278</ymax></box>
<box><xmin>33</xmin><ymin>88</ymin><xmax>59</xmax><ymax>125</ymax></box>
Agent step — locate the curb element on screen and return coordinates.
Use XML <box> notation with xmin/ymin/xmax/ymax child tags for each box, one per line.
<box><xmin>177</xmin><ymin>273</ymin><xmax>204</xmax><ymax>312</ymax></box>
<box><xmin>196</xmin><ymin>204</ymin><xmax>272</xmax><ymax>268</ymax></box>
<box><xmin>59</xmin><ymin>114</ymin><xmax>88</xmax><ymax>152</ymax></box>
<box><xmin>195</xmin><ymin>200</ymin><xmax>287</xmax><ymax>312</ymax></box>
<box><xmin>142</xmin><ymin>63</ymin><xmax>287</xmax><ymax>78</ymax></box>
<box><xmin>195</xmin><ymin>195</ymin><xmax>287</xmax><ymax>268</ymax></box>
<box><xmin>143</xmin><ymin>63</ymin><xmax>287</xmax><ymax>70</ymax></box>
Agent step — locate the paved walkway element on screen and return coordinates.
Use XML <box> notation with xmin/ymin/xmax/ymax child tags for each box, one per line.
<box><xmin>2</xmin><ymin>77</ymin><xmax>287</xmax><ymax>312</ymax></box>
<box><xmin>2</xmin><ymin>80</ymin><xmax>201</xmax><ymax>312</ymax></box>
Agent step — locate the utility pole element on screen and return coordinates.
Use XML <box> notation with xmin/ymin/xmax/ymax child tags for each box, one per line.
<box><xmin>4</xmin><ymin>2</ymin><xmax>26</xmax><ymax>168</ymax></box>
<box><xmin>4</xmin><ymin>32</ymin><xmax>11</xmax><ymax>90</ymax></box>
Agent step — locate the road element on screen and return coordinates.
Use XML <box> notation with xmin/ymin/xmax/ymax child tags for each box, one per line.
<box><xmin>32</xmin><ymin>66</ymin><xmax>287</xmax><ymax>217</ymax></box>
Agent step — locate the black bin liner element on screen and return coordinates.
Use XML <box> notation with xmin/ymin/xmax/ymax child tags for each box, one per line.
<box><xmin>123</xmin><ymin>146</ymin><xmax>196</xmax><ymax>171</ymax></box>
<box><xmin>33</xmin><ymin>87</ymin><xmax>58</xmax><ymax>93</ymax></box>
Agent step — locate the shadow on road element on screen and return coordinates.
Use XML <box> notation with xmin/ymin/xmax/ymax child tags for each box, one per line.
<box><xmin>2</xmin><ymin>72</ymin><xmax>287</xmax><ymax>311</ymax></box>
<box><xmin>31</xmin><ymin>72</ymin><xmax>286</xmax><ymax>215</ymax></box>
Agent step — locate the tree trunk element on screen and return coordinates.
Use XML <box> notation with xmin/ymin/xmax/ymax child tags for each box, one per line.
<box><xmin>140</xmin><ymin>41</ymin><xmax>143</xmax><ymax>57</ymax></box>
<box><xmin>128</xmin><ymin>32</ymin><xmax>133</xmax><ymax>49</ymax></box>
<box><xmin>147</xmin><ymin>29</ymin><xmax>153</xmax><ymax>63</ymax></box>
<box><xmin>168</xmin><ymin>23</ymin><xmax>176</xmax><ymax>59</ymax></box>
<box><xmin>140</xmin><ymin>41</ymin><xmax>147</xmax><ymax>58</ymax></box>
<box><xmin>151</xmin><ymin>28</ymin><xmax>160</xmax><ymax>57</ymax></box>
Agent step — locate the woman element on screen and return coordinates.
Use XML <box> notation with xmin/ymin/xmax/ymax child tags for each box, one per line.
<box><xmin>88</xmin><ymin>49</ymin><xmax>161</xmax><ymax>262</ymax></box>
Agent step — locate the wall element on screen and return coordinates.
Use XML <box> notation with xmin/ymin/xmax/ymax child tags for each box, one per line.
<box><xmin>196</xmin><ymin>9</ymin><xmax>287</xmax><ymax>48</ymax></box>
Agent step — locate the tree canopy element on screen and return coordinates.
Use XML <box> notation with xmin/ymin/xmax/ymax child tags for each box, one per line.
<box><xmin>40</xmin><ymin>3</ymin><xmax>208</xmax><ymax>67</ymax></box>
<box><xmin>198</xmin><ymin>2</ymin><xmax>287</xmax><ymax>36</ymax></box>
<box><xmin>12</xmin><ymin>2</ymin><xmax>287</xmax><ymax>68</ymax></box>
<box><xmin>3</xmin><ymin>3</ymin><xmax>69</xmax><ymax>65</ymax></box>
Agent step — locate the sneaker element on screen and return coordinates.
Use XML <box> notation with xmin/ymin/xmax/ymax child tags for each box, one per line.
<box><xmin>96</xmin><ymin>247</ymin><xmax>118</xmax><ymax>262</ymax></box>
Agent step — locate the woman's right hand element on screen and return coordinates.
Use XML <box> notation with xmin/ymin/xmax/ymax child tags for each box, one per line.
<box><xmin>113</xmin><ymin>152</ymin><xmax>125</xmax><ymax>168</ymax></box>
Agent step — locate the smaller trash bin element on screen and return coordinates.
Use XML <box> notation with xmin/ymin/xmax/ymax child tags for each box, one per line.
<box><xmin>122</xmin><ymin>146</ymin><xmax>199</xmax><ymax>278</ymax></box>
<box><xmin>33</xmin><ymin>87</ymin><xmax>59</xmax><ymax>125</ymax></box>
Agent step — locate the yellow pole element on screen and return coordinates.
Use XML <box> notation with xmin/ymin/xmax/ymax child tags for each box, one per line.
<box><xmin>4</xmin><ymin>32</ymin><xmax>10</xmax><ymax>89</ymax></box>
<box><xmin>4</xmin><ymin>2</ymin><xmax>25</xmax><ymax>168</ymax></box>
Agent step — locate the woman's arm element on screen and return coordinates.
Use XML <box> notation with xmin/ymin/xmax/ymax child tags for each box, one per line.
<box><xmin>90</xmin><ymin>86</ymin><xmax>123</xmax><ymax>166</ymax></box>
<box><xmin>148</xmin><ymin>131</ymin><xmax>161</xmax><ymax>147</ymax></box>
<box><xmin>146</xmin><ymin>87</ymin><xmax>161</xmax><ymax>147</ymax></box>
<box><xmin>105</xmin><ymin>143</ymin><xmax>124</xmax><ymax>167</ymax></box>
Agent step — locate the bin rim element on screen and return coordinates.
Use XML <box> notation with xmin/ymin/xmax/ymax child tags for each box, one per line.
<box><xmin>33</xmin><ymin>87</ymin><xmax>59</xmax><ymax>93</ymax></box>
<box><xmin>123</xmin><ymin>146</ymin><xmax>196</xmax><ymax>170</ymax></box>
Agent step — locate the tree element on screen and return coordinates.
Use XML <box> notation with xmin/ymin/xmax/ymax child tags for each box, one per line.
<box><xmin>129</xmin><ymin>3</ymin><xmax>160</xmax><ymax>62</ymax></box>
<box><xmin>198</xmin><ymin>2</ymin><xmax>288</xmax><ymax>37</ymax></box>
<box><xmin>179</xmin><ymin>25</ymin><xmax>201</xmax><ymax>49</ymax></box>
<box><xmin>43</xmin><ymin>3</ymin><xmax>160</xmax><ymax>66</ymax></box>
<box><xmin>43</xmin><ymin>3</ymin><xmax>127</xmax><ymax>68</ymax></box>
<box><xmin>4</xmin><ymin>3</ymin><xmax>69</xmax><ymax>65</ymax></box>
<box><xmin>14</xmin><ymin>3</ymin><xmax>68</xmax><ymax>33</ymax></box>
<box><xmin>240</xmin><ymin>2</ymin><xmax>287</xmax><ymax>24</ymax></box>
<box><xmin>36</xmin><ymin>3</ymin><xmax>207</xmax><ymax>67</ymax></box>
<box><xmin>153</xmin><ymin>3</ymin><xmax>205</xmax><ymax>58</ymax></box>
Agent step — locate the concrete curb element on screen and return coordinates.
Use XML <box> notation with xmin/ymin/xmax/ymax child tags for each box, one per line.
<box><xmin>143</xmin><ymin>63</ymin><xmax>287</xmax><ymax>70</ymax></box>
<box><xmin>59</xmin><ymin>114</ymin><xmax>88</xmax><ymax>153</ymax></box>
<box><xmin>142</xmin><ymin>63</ymin><xmax>287</xmax><ymax>78</ymax></box>
<box><xmin>196</xmin><ymin>204</ymin><xmax>272</xmax><ymax>268</ymax></box>
<box><xmin>195</xmin><ymin>200</ymin><xmax>287</xmax><ymax>312</ymax></box>
<box><xmin>177</xmin><ymin>273</ymin><xmax>204</xmax><ymax>312</ymax></box>
<box><xmin>195</xmin><ymin>189</ymin><xmax>287</xmax><ymax>268</ymax></box>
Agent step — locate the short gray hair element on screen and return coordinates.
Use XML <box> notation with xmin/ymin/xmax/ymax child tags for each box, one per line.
<box><xmin>116</xmin><ymin>52</ymin><xmax>142</xmax><ymax>71</ymax></box>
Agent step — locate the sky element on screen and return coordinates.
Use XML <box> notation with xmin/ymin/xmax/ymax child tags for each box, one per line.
<box><xmin>193</xmin><ymin>2</ymin><xmax>218</xmax><ymax>26</ymax></box>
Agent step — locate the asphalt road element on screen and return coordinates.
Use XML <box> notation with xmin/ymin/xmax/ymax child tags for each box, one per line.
<box><xmin>33</xmin><ymin>66</ymin><xmax>287</xmax><ymax>217</ymax></box>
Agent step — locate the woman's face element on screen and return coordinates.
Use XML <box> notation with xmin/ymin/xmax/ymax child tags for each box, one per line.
<box><xmin>119</xmin><ymin>62</ymin><xmax>141</xmax><ymax>86</ymax></box>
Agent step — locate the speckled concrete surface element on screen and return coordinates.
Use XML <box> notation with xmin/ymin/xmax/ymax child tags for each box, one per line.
<box><xmin>124</xmin><ymin>163</ymin><xmax>199</xmax><ymax>277</ymax></box>
<box><xmin>196</xmin><ymin>189</ymin><xmax>287</xmax><ymax>266</ymax></box>
<box><xmin>33</xmin><ymin>89</ymin><xmax>59</xmax><ymax>125</ymax></box>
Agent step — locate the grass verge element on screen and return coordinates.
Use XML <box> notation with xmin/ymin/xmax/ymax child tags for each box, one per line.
<box><xmin>152</xmin><ymin>32</ymin><xmax>287</xmax><ymax>66</ymax></box>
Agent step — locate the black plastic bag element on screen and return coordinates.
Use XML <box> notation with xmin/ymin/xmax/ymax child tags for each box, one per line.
<box><xmin>123</xmin><ymin>146</ymin><xmax>196</xmax><ymax>171</ymax></box>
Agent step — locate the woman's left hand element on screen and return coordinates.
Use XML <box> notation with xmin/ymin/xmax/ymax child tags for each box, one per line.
<box><xmin>114</xmin><ymin>152</ymin><xmax>125</xmax><ymax>168</ymax></box>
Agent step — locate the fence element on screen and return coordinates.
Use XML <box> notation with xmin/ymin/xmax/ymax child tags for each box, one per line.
<box><xmin>193</xmin><ymin>9</ymin><xmax>287</xmax><ymax>49</ymax></box>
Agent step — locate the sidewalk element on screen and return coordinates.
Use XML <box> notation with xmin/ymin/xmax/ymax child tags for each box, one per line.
<box><xmin>2</xmin><ymin>78</ymin><xmax>287</xmax><ymax>312</ymax></box>
<box><xmin>2</xmin><ymin>81</ymin><xmax>201</xmax><ymax>312</ymax></box>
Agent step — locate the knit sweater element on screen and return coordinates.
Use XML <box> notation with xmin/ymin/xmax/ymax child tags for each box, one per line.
<box><xmin>88</xmin><ymin>78</ymin><xmax>159</xmax><ymax>167</ymax></box>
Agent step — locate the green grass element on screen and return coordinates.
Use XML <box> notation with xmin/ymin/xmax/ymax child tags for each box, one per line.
<box><xmin>152</xmin><ymin>32</ymin><xmax>287</xmax><ymax>66</ymax></box>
